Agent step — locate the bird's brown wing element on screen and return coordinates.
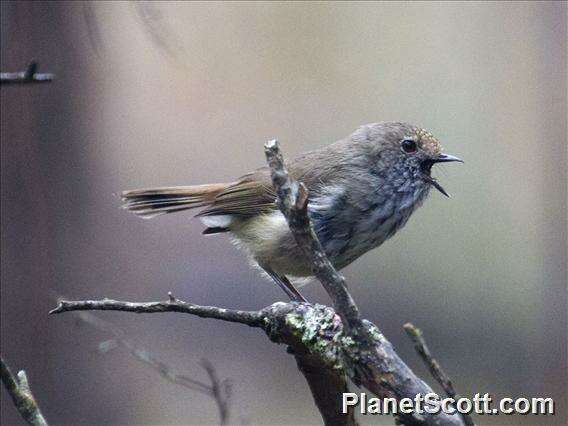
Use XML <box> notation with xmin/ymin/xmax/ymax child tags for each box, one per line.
<box><xmin>196</xmin><ymin>168</ymin><xmax>277</xmax><ymax>217</ymax></box>
<box><xmin>197</xmin><ymin>141</ymin><xmax>350</xmax><ymax>218</ymax></box>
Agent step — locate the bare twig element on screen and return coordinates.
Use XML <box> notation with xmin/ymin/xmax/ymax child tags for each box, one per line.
<box><xmin>404</xmin><ymin>323</ymin><xmax>475</xmax><ymax>426</ymax></box>
<box><xmin>70</xmin><ymin>308</ymin><xmax>232</xmax><ymax>424</ymax></box>
<box><xmin>0</xmin><ymin>62</ymin><xmax>54</xmax><ymax>85</ymax></box>
<box><xmin>1</xmin><ymin>357</ymin><xmax>48</xmax><ymax>426</ymax></box>
<box><xmin>200</xmin><ymin>359</ymin><xmax>232</xmax><ymax>426</ymax></box>
<box><xmin>75</xmin><ymin>309</ymin><xmax>212</xmax><ymax>393</ymax></box>
<box><xmin>403</xmin><ymin>323</ymin><xmax>457</xmax><ymax>398</ymax></box>
<box><xmin>50</xmin><ymin>296</ymin><xmax>263</xmax><ymax>327</ymax></box>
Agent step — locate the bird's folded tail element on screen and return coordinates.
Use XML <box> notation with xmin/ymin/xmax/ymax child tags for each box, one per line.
<box><xmin>121</xmin><ymin>183</ymin><xmax>231</xmax><ymax>219</ymax></box>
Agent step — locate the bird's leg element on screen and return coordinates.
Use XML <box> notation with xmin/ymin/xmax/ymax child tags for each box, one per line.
<box><xmin>262</xmin><ymin>267</ymin><xmax>308</xmax><ymax>303</ymax></box>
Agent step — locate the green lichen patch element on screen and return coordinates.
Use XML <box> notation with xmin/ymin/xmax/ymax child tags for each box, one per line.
<box><xmin>284</xmin><ymin>304</ymin><xmax>344</xmax><ymax>370</ymax></box>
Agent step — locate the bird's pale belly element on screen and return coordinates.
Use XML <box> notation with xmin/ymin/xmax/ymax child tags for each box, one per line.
<box><xmin>229</xmin><ymin>187</ymin><xmax>430</xmax><ymax>278</ymax></box>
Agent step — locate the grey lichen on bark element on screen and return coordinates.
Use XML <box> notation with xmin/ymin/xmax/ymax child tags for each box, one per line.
<box><xmin>259</xmin><ymin>302</ymin><xmax>357</xmax><ymax>426</ymax></box>
<box><xmin>270</xmin><ymin>303</ymin><xmax>344</xmax><ymax>371</ymax></box>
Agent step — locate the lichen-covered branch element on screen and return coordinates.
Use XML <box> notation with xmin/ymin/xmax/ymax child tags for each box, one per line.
<box><xmin>265</xmin><ymin>303</ymin><xmax>358</xmax><ymax>426</ymax></box>
<box><xmin>0</xmin><ymin>62</ymin><xmax>54</xmax><ymax>85</ymax></box>
<box><xmin>52</xmin><ymin>297</ymin><xmax>357</xmax><ymax>425</ymax></box>
<box><xmin>404</xmin><ymin>323</ymin><xmax>475</xmax><ymax>426</ymax></box>
<box><xmin>1</xmin><ymin>357</ymin><xmax>48</xmax><ymax>426</ymax></box>
<box><xmin>50</xmin><ymin>294</ymin><xmax>464</xmax><ymax>425</ymax></box>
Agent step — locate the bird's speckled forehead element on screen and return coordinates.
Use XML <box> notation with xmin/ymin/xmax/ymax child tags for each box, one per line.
<box><xmin>353</xmin><ymin>122</ymin><xmax>443</xmax><ymax>157</ymax></box>
<box><xmin>412</xmin><ymin>127</ymin><xmax>442</xmax><ymax>156</ymax></box>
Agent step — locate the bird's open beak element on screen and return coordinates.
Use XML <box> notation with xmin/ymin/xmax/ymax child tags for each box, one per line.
<box><xmin>422</xmin><ymin>153</ymin><xmax>463</xmax><ymax>198</ymax></box>
<box><xmin>432</xmin><ymin>153</ymin><xmax>463</xmax><ymax>164</ymax></box>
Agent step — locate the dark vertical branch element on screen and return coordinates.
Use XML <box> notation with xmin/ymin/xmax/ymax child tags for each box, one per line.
<box><xmin>293</xmin><ymin>349</ymin><xmax>358</xmax><ymax>426</ymax></box>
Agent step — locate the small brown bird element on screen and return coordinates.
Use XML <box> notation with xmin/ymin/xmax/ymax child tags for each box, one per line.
<box><xmin>122</xmin><ymin>122</ymin><xmax>462</xmax><ymax>301</ymax></box>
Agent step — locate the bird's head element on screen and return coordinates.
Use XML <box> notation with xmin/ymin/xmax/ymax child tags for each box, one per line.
<box><xmin>361</xmin><ymin>122</ymin><xmax>463</xmax><ymax>197</ymax></box>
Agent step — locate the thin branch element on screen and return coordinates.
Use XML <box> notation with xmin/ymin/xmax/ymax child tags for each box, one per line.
<box><xmin>0</xmin><ymin>357</ymin><xmax>48</xmax><ymax>426</ymax></box>
<box><xmin>404</xmin><ymin>323</ymin><xmax>475</xmax><ymax>426</ymax></box>
<box><xmin>71</xmin><ymin>308</ymin><xmax>231</xmax><ymax>424</ymax></box>
<box><xmin>50</xmin><ymin>293</ymin><xmax>263</xmax><ymax>327</ymax></box>
<box><xmin>0</xmin><ymin>62</ymin><xmax>54</xmax><ymax>85</ymax></box>
<box><xmin>200</xmin><ymin>359</ymin><xmax>232</xmax><ymax>426</ymax></box>
<box><xmin>403</xmin><ymin>323</ymin><xmax>458</xmax><ymax>398</ymax></box>
<box><xmin>75</xmin><ymin>310</ymin><xmax>212</xmax><ymax>394</ymax></box>
<box><xmin>264</xmin><ymin>140</ymin><xmax>361</xmax><ymax>329</ymax></box>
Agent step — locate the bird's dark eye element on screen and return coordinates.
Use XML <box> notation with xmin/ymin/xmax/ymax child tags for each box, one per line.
<box><xmin>401</xmin><ymin>139</ymin><xmax>417</xmax><ymax>153</ymax></box>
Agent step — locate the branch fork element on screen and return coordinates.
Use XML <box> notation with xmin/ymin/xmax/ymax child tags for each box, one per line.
<box><xmin>48</xmin><ymin>139</ymin><xmax>472</xmax><ymax>426</ymax></box>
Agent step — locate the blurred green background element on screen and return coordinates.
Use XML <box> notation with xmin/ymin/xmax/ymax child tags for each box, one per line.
<box><xmin>1</xmin><ymin>1</ymin><xmax>566</xmax><ymax>425</ymax></box>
